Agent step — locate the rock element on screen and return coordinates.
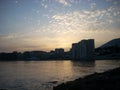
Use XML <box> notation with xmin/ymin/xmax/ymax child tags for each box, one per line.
<box><xmin>53</xmin><ymin>67</ymin><xmax>120</xmax><ymax>90</ymax></box>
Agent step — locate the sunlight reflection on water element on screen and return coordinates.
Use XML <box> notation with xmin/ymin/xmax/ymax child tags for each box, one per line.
<box><xmin>0</xmin><ymin>60</ymin><xmax>120</xmax><ymax>90</ymax></box>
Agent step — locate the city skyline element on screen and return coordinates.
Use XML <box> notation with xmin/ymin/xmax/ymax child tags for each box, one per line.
<box><xmin>0</xmin><ymin>0</ymin><xmax>120</xmax><ymax>52</ymax></box>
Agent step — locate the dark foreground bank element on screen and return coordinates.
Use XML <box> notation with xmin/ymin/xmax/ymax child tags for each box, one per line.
<box><xmin>53</xmin><ymin>67</ymin><xmax>120</xmax><ymax>90</ymax></box>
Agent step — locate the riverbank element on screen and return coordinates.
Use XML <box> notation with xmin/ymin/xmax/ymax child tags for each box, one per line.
<box><xmin>53</xmin><ymin>67</ymin><xmax>120</xmax><ymax>90</ymax></box>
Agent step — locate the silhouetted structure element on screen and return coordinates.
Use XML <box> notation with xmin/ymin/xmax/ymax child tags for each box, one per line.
<box><xmin>55</xmin><ymin>48</ymin><xmax>64</xmax><ymax>55</ymax></box>
<box><xmin>71</xmin><ymin>39</ymin><xmax>95</xmax><ymax>60</ymax></box>
<box><xmin>50</xmin><ymin>48</ymin><xmax>65</xmax><ymax>59</ymax></box>
<box><xmin>1</xmin><ymin>38</ymin><xmax>120</xmax><ymax>61</ymax></box>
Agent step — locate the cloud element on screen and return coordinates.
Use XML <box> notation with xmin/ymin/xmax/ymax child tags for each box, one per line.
<box><xmin>0</xmin><ymin>32</ymin><xmax>49</xmax><ymax>52</ymax></box>
<box><xmin>50</xmin><ymin>9</ymin><xmax>116</xmax><ymax>32</ymax></box>
<box><xmin>41</xmin><ymin>3</ymin><xmax>48</xmax><ymax>8</ymax></box>
<box><xmin>90</xmin><ymin>2</ymin><xmax>96</xmax><ymax>9</ymax></box>
<box><xmin>105</xmin><ymin>0</ymin><xmax>120</xmax><ymax>6</ymax></box>
<box><xmin>56</xmin><ymin>0</ymin><xmax>70</xmax><ymax>6</ymax></box>
<box><xmin>1</xmin><ymin>0</ymin><xmax>120</xmax><ymax>52</ymax></box>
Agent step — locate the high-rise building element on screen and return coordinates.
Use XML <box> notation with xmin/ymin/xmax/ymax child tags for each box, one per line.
<box><xmin>71</xmin><ymin>39</ymin><xmax>95</xmax><ymax>60</ymax></box>
<box><xmin>87</xmin><ymin>39</ymin><xmax>95</xmax><ymax>57</ymax></box>
<box><xmin>71</xmin><ymin>43</ymin><xmax>78</xmax><ymax>59</ymax></box>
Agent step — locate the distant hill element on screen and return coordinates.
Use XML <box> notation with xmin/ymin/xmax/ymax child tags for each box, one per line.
<box><xmin>95</xmin><ymin>38</ymin><xmax>120</xmax><ymax>59</ymax></box>
<box><xmin>99</xmin><ymin>38</ymin><xmax>120</xmax><ymax>48</ymax></box>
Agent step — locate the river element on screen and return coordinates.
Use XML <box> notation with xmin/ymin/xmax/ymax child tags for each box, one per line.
<box><xmin>0</xmin><ymin>60</ymin><xmax>120</xmax><ymax>90</ymax></box>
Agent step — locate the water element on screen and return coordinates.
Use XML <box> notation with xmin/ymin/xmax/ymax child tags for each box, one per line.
<box><xmin>0</xmin><ymin>60</ymin><xmax>120</xmax><ymax>90</ymax></box>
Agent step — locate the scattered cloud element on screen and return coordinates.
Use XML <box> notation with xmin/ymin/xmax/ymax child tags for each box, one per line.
<box><xmin>90</xmin><ymin>2</ymin><xmax>96</xmax><ymax>9</ymax></box>
<box><xmin>15</xmin><ymin>0</ymin><xmax>18</xmax><ymax>4</ymax></box>
<box><xmin>41</xmin><ymin>3</ymin><xmax>48</xmax><ymax>8</ymax></box>
<box><xmin>50</xmin><ymin>9</ymin><xmax>116</xmax><ymax>33</ymax></box>
<box><xmin>0</xmin><ymin>0</ymin><xmax>120</xmax><ymax>52</ymax></box>
<box><xmin>56</xmin><ymin>0</ymin><xmax>70</xmax><ymax>6</ymax></box>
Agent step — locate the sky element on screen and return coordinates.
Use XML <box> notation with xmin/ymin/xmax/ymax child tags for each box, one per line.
<box><xmin>0</xmin><ymin>0</ymin><xmax>120</xmax><ymax>52</ymax></box>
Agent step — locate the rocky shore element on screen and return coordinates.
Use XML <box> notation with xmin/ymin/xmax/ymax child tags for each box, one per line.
<box><xmin>53</xmin><ymin>67</ymin><xmax>120</xmax><ymax>90</ymax></box>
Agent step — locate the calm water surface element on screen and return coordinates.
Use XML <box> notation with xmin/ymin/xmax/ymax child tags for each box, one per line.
<box><xmin>0</xmin><ymin>60</ymin><xmax>120</xmax><ymax>90</ymax></box>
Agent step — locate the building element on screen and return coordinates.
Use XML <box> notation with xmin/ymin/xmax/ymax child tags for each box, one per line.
<box><xmin>55</xmin><ymin>48</ymin><xmax>64</xmax><ymax>55</ymax></box>
<box><xmin>87</xmin><ymin>39</ymin><xmax>95</xmax><ymax>57</ymax></box>
<box><xmin>71</xmin><ymin>39</ymin><xmax>95</xmax><ymax>60</ymax></box>
<box><xmin>71</xmin><ymin>43</ymin><xmax>78</xmax><ymax>59</ymax></box>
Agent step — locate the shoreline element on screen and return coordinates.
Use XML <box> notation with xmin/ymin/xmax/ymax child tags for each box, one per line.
<box><xmin>53</xmin><ymin>67</ymin><xmax>120</xmax><ymax>90</ymax></box>
<box><xmin>0</xmin><ymin>57</ymin><xmax>120</xmax><ymax>61</ymax></box>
